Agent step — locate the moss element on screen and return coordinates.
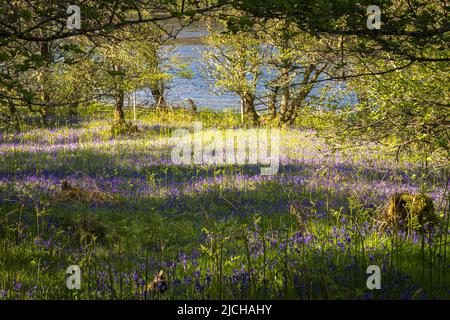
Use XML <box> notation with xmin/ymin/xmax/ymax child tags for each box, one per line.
<box><xmin>53</xmin><ymin>180</ymin><xmax>108</xmax><ymax>204</ymax></box>
<box><xmin>78</xmin><ymin>216</ymin><xmax>107</xmax><ymax>243</ymax></box>
<box><xmin>51</xmin><ymin>213</ymin><xmax>108</xmax><ymax>244</ymax></box>
<box><xmin>379</xmin><ymin>192</ymin><xmax>437</xmax><ymax>232</ymax></box>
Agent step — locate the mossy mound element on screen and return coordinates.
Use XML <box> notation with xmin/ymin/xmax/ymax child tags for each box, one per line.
<box><xmin>378</xmin><ymin>192</ymin><xmax>437</xmax><ymax>232</ymax></box>
<box><xmin>77</xmin><ymin>216</ymin><xmax>107</xmax><ymax>243</ymax></box>
<box><xmin>110</xmin><ymin>120</ymin><xmax>140</xmax><ymax>136</ymax></box>
<box><xmin>53</xmin><ymin>180</ymin><xmax>108</xmax><ymax>204</ymax></box>
<box><xmin>52</xmin><ymin>213</ymin><xmax>108</xmax><ymax>244</ymax></box>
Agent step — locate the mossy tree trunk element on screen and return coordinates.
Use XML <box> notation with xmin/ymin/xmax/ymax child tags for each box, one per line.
<box><xmin>268</xmin><ymin>88</ymin><xmax>278</xmax><ymax>119</ymax></box>
<box><xmin>242</xmin><ymin>93</ymin><xmax>260</xmax><ymax>126</ymax></box>
<box><xmin>278</xmin><ymin>64</ymin><xmax>325</xmax><ymax>126</ymax></box>
<box><xmin>114</xmin><ymin>90</ymin><xmax>125</xmax><ymax>122</ymax></box>
<box><xmin>150</xmin><ymin>80</ymin><xmax>166</xmax><ymax>108</ymax></box>
<box><xmin>7</xmin><ymin>99</ymin><xmax>19</xmax><ymax>130</ymax></box>
<box><xmin>279</xmin><ymin>67</ymin><xmax>290</xmax><ymax>117</ymax></box>
<box><xmin>39</xmin><ymin>40</ymin><xmax>53</xmax><ymax>124</ymax></box>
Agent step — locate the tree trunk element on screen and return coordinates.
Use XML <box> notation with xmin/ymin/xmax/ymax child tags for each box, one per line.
<box><xmin>40</xmin><ymin>40</ymin><xmax>53</xmax><ymax>123</ymax></box>
<box><xmin>281</xmin><ymin>86</ymin><xmax>312</xmax><ymax>125</ymax></box>
<box><xmin>279</xmin><ymin>65</ymin><xmax>318</xmax><ymax>126</ymax></box>
<box><xmin>68</xmin><ymin>103</ymin><xmax>78</xmax><ymax>118</ymax></box>
<box><xmin>241</xmin><ymin>93</ymin><xmax>260</xmax><ymax>126</ymax></box>
<box><xmin>114</xmin><ymin>90</ymin><xmax>125</xmax><ymax>122</ymax></box>
<box><xmin>7</xmin><ymin>99</ymin><xmax>19</xmax><ymax>130</ymax></box>
<box><xmin>268</xmin><ymin>88</ymin><xmax>278</xmax><ymax>119</ymax></box>
<box><xmin>281</xmin><ymin>94</ymin><xmax>301</xmax><ymax>125</ymax></box>
<box><xmin>279</xmin><ymin>67</ymin><xmax>290</xmax><ymax>116</ymax></box>
<box><xmin>150</xmin><ymin>80</ymin><xmax>166</xmax><ymax>108</ymax></box>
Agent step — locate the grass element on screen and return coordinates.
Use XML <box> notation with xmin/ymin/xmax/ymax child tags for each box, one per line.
<box><xmin>0</xmin><ymin>107</ymin><xmax>448</xmax><ymax>299</ymax></box>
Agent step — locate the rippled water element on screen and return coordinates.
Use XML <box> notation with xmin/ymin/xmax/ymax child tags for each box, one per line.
<box><xmin>166</xmin><ymin>44</ymin><xmax>241</xmax><ymax>110</ymax></box>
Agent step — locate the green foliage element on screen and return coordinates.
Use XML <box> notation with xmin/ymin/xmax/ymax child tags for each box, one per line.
<box><xmin>203</xmin><ymin>24</ymin><xmax>263</xmax><ymax>97</ymax></box>
<box><xmin>332</xmin><ymin>61</ymin><xmax>449</xmax><ymax>160</ymax></box>
<box><xmin>94</xmin><ymin>25</ymin><xmax>171</xmax><ymax>95</ymax></box>
<box><xmin>237</xmin><ymin>0</ymin><xmax>449</xmax><ymax>63</ymax></box>
<box><xmin>0</xmin><ymin>0</ymin><xmax>204</xmax><ymax>123</ymax></box>
<box><xmin>0</xmin><ymin>0</ymin><xmax>449</xmax><ymax>301</ymax></box>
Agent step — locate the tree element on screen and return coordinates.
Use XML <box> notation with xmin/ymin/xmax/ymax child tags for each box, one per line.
<box><xmin>332</xmin><ymin>60</ymin><xmax>449</xmax><ymax>160</ymax></box>
<box><xmin>0</xmin><ymin>35</ymin><xmax>98</xmax><ymax>124</ymax></box>
<box><xmin>0</xmin><ymin>0</ymin><xmax>224</xmax><ymax>124</ymax></box>
<box><xmin>259</xmin><ymin>19</ymin><xmax>335</xmax><ymax>125</ymax></box>
<box><xmin>204</xmin><ymin>15</ymin><xmax>335</xmax><ymax>126</ymax></box>
<box><xmin>91</xmin><ymin>24</ymin><xmax>173</xmax><ymax>123</ymax></box>
<box><xmin>203</xmin><ymin>20</ymin><xmax>265</xmax><ymax>125</ymax></box>
<box><xmin>231</xmin><ymin>0</ymin><xmax>449</xmax><ymax>158</ymax></box>
<box><xmin>236</xmin><ymin>0</ymin><xmax>449</xmax><ymax>65</ymax></box>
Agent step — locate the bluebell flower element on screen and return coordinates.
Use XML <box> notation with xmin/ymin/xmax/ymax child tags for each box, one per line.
<box><xmin>194</xmin><ymin>280</ymin><xmax>204</xmax><ymax>293</ymax></box>
<box><xmin>0</xmin><ymin>290</ymin><xmax>7</xmax><ymax>298</ymax></box>
<box><xmin>172</xmin><ymin>279</ymin><xmax>181</xmax><ymax>287</ymax></box>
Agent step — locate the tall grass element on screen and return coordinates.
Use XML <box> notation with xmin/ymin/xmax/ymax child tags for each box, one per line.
<box><xmin>0</xmin><ymin>107</ymin><xmax>448</xmax><ymax>299</ymax></box>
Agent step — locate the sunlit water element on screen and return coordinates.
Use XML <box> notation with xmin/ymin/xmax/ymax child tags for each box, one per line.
<box><xmin>166</xmin><ymin>44</ymin><xmax>241</xmax><ymax>110</ymax></box>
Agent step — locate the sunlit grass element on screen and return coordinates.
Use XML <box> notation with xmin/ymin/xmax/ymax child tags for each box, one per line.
<box><xmin>0</xmin><ymin>108</ymin><xmax>448</xmax><ymax>299</ymax></box>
